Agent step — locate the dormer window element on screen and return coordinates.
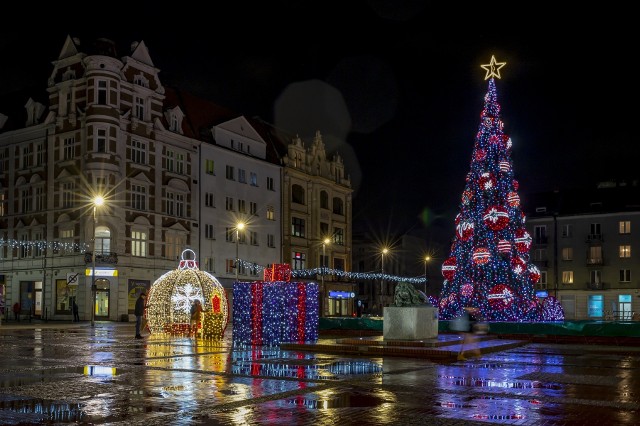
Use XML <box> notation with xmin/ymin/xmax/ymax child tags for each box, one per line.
<box><xmin>25</xmin><ymin>98</ymin><xmax>45</xmax><ymax>126</ymax></box>
<box><xmin>165</xmin><ymin>107</ymin><xmax>185</xmax><ymax>134</ymax></box>
<box><xmin>133</xmin><ymin>73</ymin><xmax>149</xmax><ymax>88</ymax></box>
<box><xmin>62</xmin><ymin>68</ymin><xmax>76</xmax><ymax>81</ymax></box>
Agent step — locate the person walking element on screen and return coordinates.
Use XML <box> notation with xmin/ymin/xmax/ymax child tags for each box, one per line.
<box><xmin>12</xmin><ymin>302</ymin><xmax>20</xmax><ymax>321</ymax></box>
<box><xmin>72</xmin><ymin>300</ymin><xmax>80</xmax><ymax>322</ymax></box>
<box><xmin>189</xmin><ymin>299</ymin><xmax>203</xmax><ymax>338</ymax></box>
<box><xmin>134</xmin><ymin>291</ymin><xmax>147</xmax><ymax>339</ymax></box>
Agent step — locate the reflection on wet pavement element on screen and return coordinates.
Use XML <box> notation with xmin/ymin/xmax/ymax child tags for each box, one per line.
<box><xmin>0</xmin><ymin>323</ymin><xmax>639</xmax><ymax>425</ymax></box>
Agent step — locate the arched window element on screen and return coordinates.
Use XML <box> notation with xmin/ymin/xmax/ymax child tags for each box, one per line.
<box><xmin>95</xmin><ymin>225</ymin><xmax>111</xmax><ymax>255</ymax></box>
<box><xmin>292</xmin><ymin>184</ymin><xmax>305</xmax><ymax>205</ymax></box>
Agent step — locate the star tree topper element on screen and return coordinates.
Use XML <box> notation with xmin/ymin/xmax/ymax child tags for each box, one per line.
<box><xmin>481</xmin><ymin>55</ymin><xmax>506</xmax><ymax>80</ymax></box>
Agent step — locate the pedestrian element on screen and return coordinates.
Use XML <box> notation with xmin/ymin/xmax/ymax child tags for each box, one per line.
<box><xmin>12</xmin><ymin>302</ymin><xmax>20</xmax><ymax>321</ymax></box>
<box><xmin>134</xmin><ymin>291</ymin><xmax>147</xmax><ymax>339</ymax></box>
<box><xmin>190</xmin><ymin>299</ymin><xmax>203</xmax><ymax>337</ymax></box>
<box><xmin>24</xmin><ymin>299</ymin><xmax>32</xmax><ymax>322</ymax></box>
<box><xmin>72</xmin><ymin>300</ymin><xmax>80</xmax><ymax>322</ymax></box>
<box><xmin>450</xmin><ymin>307</ymin><xmax>481</xmax><ymax>360</ymax></box>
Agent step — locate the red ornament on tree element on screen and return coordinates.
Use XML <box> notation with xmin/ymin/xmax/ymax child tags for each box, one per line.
<box><xmin>460</xmin><ymin>283</ymin><xmax>474</xmax><ymax>298</ymax></box>
<box><xmin>528</xmin><ymin>264</ymin><xmax>541</xmax><ymax>283</ymax></box>
<box><xmin>489</xmin><ymin>135</ymin><xmax>500</xmax><ymax>144</ymax></box>
<box><xmin>488</xmin><ymin>284</ymin><xmax>515</xmax><ymax>309</ymax></box>
<box><xmin>512</xmin><ymin>179</ymin><xmax>519</xmax><ymax>190</ymax></box>
<box><xmin>499</xmin><ymin>161</ymin><xmax>510</xmax><ymax>172</ymax></box>
<box><xmin>515</xmin><ymin>228</ymin><xmax>532</xmax><ymax>252</ymax></box>
<box><xmin>511</xmin><ymin>256</ymin><xmax>527</xmax><ymax>274</ymax></box>
<box><xmin>497</xmin><ymin>239</ymin><xmax>511</xmax><ymax>254</ymax></box>
<box><xmin>474</xmin><ymin>149</ymin><xmax>486</xmax><ymax>161</ymax></box>
<box><xmin>472</xmin><ymin>247</ymin><xmax>491</xmax><ymax>265</ymax></box>
<box><xmin>507</xmin><ymin>191</ymin><xmax>520</xmax><ymax>207</ymax></box>
<box><xmin>479</xmin><ymin>172</ymin><xmax>496</xmax><ymax>190</ymax></box>
<box><xmin>462</xmin><ymin>190</ymin><xmax>473</xmax><ymax>205</ymax></box>
<box><xmin>456</xmin><ymin>220</ymin><xmax>474</xmax><ymax>241</ymax></box>
<box><xmin>442</xmin><ymin>257</ymin><xmax>457</xmax><ymax>281</ymax></box>
<box><xmin>483</xmin><ymin>205</ymin><xmax>509</xmax><ymax>230</ymax></box>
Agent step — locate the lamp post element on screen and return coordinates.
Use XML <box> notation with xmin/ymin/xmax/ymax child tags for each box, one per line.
<box><xmin>424</xmin><ymin>255</ymin><xmax>431</xmax><ymax>295</ymax></box>
<box><xmin>235</xmin><ymin>222</ymin><xmax>245</xmax><ymax>282</ymax></box>
<box><xmin>321</xmin><ymin>238</ymin><xmax>330</xmax><ymax>287</ymax></box>
<box><xmin>380</xmin><ymin>248</ymin><xmax>388</xmax><ymax>311</ymax></box>
<box><xmin>91</xmin><ymin>196</ymin><xmax>104</xmax><ymax>327</ymax></box>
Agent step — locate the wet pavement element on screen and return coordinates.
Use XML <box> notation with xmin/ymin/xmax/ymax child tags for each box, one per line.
<box><xmin>0</xmin><ymin>321</ymin><xmax>639</xmax><ymax>425</ymax></box>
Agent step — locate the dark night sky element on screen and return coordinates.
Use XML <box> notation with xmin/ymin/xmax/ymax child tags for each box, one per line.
<box><xmin>1</xmin><ymin>1</ymin><xmax>638</xmax><ymax>259</ymax></box>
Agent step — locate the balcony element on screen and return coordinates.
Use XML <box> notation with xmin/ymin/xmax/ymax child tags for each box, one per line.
<box><xmin>586</xmin><ymin>234</ymin><xmax>603</xmax><ymax>243</ymax></box>
<box><xmin>533</xmin><ymin>236</ymin><xmax>548</xmax><ymax>245</ymax></box>
<box><xmin>586</xmin><ymin>258</ymin><xmax>604</xmax><ymax>266</ymax></box>
<box><xmin>84</xmin><ymin>252</ymin><xmax>118</xmax><ymax>265</ymax></box>
<box><xmin>533</xmin><ymin>260</ymin><xmax>549</xmax><ymax>267</ymax></box>
<box><xmin>586</xmin><ymin>281</ymin><xmax>605</xmax><ymax>290</ymax></box>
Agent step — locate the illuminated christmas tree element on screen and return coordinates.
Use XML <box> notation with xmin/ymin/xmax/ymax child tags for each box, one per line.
<box><xmin>438</xmin><ymin>56</ymin><xmax>564</xmax><ymax>322</ymax></box>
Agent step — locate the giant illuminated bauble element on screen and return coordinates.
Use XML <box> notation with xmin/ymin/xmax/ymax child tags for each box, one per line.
<box><xmin>507</xmin><ymin>192</ymin><xmax>520</xmax><ymax>207</ymax></box>
<box><xmin>483</xmin><ymin>205</ymin><xmax>509</xmax><ymax>231</ymax></box>
<box><xmin>515</xmin><ymin>228</ymin><xmax>532</xmax><ymax>253</ymax></box>
<box><xmin>497</xmin><ymin>239</ymin><xmax>511</xmax><ymax>254</ymax></box>
<box><xmin>146</xmin><ymin>249</ymin><xmax>229</xmax><ymax>338</ymax></box>
<box><xmin>511</xmin><ymin>256</ymin><xmax>527</xmax><ymax>274</ymax></box>
<box><xmin>479</xmin><ymin>172</ymin><xmax>496</xmax><ymax>191</ymax></box>
<box><xmin>460</xmin><ymin>283</ymin><xmax>474</xmax><ymax>298</ymax></box>
<box><xmin>488</xmin><ymin>284</ymin><xmax>515</xmax><ymax>309</ymax></box>
<box><xmin>528</xmin><ymin>264</ymin><xmax>541</xmax><ymax>283</ymax></box>
<box><xmin>442</xmin><ymin>257</ymin><xmax>457</xmax><ymax>281</ymax></box>
<box><xmin>474</xmin><ymin>149</ymin><xmax>486</xmax><ymax>161</ymax></box>
<box><xmin>456</xmin><ymin>220</ymin><xmax>474</xmax><ymax>241</ymax></box>
<box><xmin>472</xmin><ymin>247</ymin><xmax>491</xmax><ymax>265</ymax></box>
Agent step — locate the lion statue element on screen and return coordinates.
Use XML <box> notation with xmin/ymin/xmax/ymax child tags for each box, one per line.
<box><xmin>394</xmin><ymin>282</ymin><xmax>429</xmax><ymax>307</ymax></box>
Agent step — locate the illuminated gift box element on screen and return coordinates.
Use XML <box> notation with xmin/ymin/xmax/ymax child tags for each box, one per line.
<box><xmin>232</xmin><ymin>279</ymin><xmax>319</xmax><ymax>346</ymax></box>
<box><xmin>263</xmin><ymin>263</ymin><xmax>292</xmax><ymax>282</ymax></box>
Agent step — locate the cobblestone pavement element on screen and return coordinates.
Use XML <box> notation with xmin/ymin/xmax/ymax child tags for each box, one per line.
<box><xmin>0</xmin><ymin>321</ymin><xmax>639</xmax><ymax>425</ymax></box>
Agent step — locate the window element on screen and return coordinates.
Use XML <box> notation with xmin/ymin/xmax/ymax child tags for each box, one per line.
<box><xmin>534</xmin><ymin>225</ymin><xmax>546</xmax><ymax>243</ymax></box>
<box><xmin>267</xmin><ymin>234</ymin><xmax>275</xmax><ymax>248</ymax></box>
<box><xmin>250</xmin><ymin>231</ymin><xmax>258</xmax><ymax>245</ymax></box>
<box><xmin>96</xmin><ymin>128</ymin><xmax>107</xmax><ymax>153</ymax></box>
<box><xmin>62</xmin><ymin>182</ymin><xmax>74</xmax><ymax>208</ymax></box>
<box><xmin>63</xmin><ymin>137</ymin><xmax>75</xmax><ymax>160</ymax></box>
<box><xmin>226</xmin><ymin>165</ymin><xmax>235</xmax><ymax>180</ymax></box>
<box><xmin>334</xmin><ymin>258</ymin><xmax>345</xmax><ymax>271</ymax></box>
<box><xmin>22</xmin><ymin>145</ymin><xmax>33</xmax><ymax>169</ymax></box>
<box><xmin>238</xmin><ymin>199</ymin><xmax>246</xmax><ymax>213</ymax></box>
<box><xmin>619</xmin><ymin>245</ymin><xmax>631</xmax><ymax>258</ymax></box>
<box><xmin>590</xmin><ymin>223</ymin><xmax>601</xmax><ymax>239</ymax></box>
<box><xmin>292</xmin><ymin>184</ymin><xmax>305</xmax><ymax>204</ymax></box>
<box><xmin>132</xmin><ymin>140</ymin><xmax>146</xmax><ymax>165</ymax></box>
<box><xmin>0</xmin><ymin>193</ymin><xmax>6</xmax><ymax>217</ymax></box>
<box><xmin>267</xmin><ymin>176</ymin><xmax>274</xmax><ymax>191</ymax></box>
<box><xmin>95</xmin><ymin>226</ymin><xmax>111</xmax><ymax>255</ymax></box>
<box><xmin>292</xmin><ymin>251</ymin><xmax>306</xmax><ymax>270</ymax></box>
<box><xmin>205</xmin><ymin>159</ymin><xmax>215</xmax><ymax>175</ymax></box>
<box><xmin>267</xmin><ymin>205</ymin><xmax>275</xmax><ymax>221</ymax></box>
<box><xmin>620</xmin><ymin>269</ymin><xmax>631</xmax><ymax>282</ymax></box>
<box><xmin>35</xmin><ymin>186</ymin><xmax>45</xmax><ymax>211</ymax></box>
<box><xmin>619</xmin><ymin>221</ymin><xmax>631</xmax><ymax>234</ymax></box>
<box><xmin>34</xmin><ymin>230</ymin><xmax>44</xmax><ymax>257</ymax></box>
<box><xmin>561</xmin><ymin>247</ymin><xmax>573</xmax><ymax>261</ymax></box>
<box><xmin>205</xmin><ymin>192</ymin><xmax>215</xmax><ymax>207</ymax></box>
<box><xmin>176</xmin><ymin>153</ymin><xmax>185</xmax><ymax>174</ymax></box>
<box><xmin>131</xmin><ymin>230</ymin><xmax>147</xmax><ymax>257</ymax></box>
<box><xmin>131</xmin><ymin>184</ymin><xmax>147</xmax><ymax>210</ymax></box>
<box><xmin>562</xmin><ymin>271</ymin><xmax>573</xmax><ymax>284</ymax></box>
<box><xmin>320</xmin><ymin>222</ymin><xmax>329</xmax><ymax>238</ymax></box>
<box><xmin>250</xmin><ymin>172</ymin><xmax>257</xmax><ymax>186</ymax></box>
<box><xmin>250</xmin><ymin>202</ymin><xmax>257</xmax><ymax>215</ymax></box>
<box><xmin>226</xmin><ymin>259</ymin><xmax>235</xmax><ymax>273</ymax></box>
<box><xmin>540</xmin><ymin>271</ymin><xmax>547</xmax><ymax>284</ymax></box>
<box><xmin>590</xmin><ymin>270</ymin><xmax>601</xmax><ymax>285</ymax></box>
<box><xmin>225</xmin><ymin>197</ymin><xmax>234</xmax><ymax>211</ymax></box>
<box><xmin>21</xmin><ymin>188</ymin><xmax>32</xmax><ymax>213</ymax></box>
<box><xmin>59</xmin><ymin>228</ymin><xmax>75</xmax><ymax>254</ymax></box>
<box><xmin>589</xmin><ymin>246</ymin><xmax>603</xmax><ymax>264</ymax></box>
<box><xmin>203</xmin><ymin>257</ymin><xmax>215</xmax><ymax>273</ymax></box>
<box><xmin>176</xmin><ymin>194</ymin><xmax>185</xmax><ymax>217</ymax></box>
<box><xmin>165</xmin><ymin>233</ymin><xmax>184</xmax><ymax>260</ymax></box>
<box><xmin>166</xmin><ymin>192</ymin><xmax>175</xmax><ymax>215</ymax></box>
<box><xmin>166</xmin><ymin>150</ymin><xmax>175</xmax><ymax>172</ymax></box>
<box><xmin>292</xmin><ymin>217</ymin><xmax>305</xmax><ymax>237</ymax></box>
<box><xmin>205</xmin><ymin>224</ymin><xmax>214</xmax><ymax>239</ymax></box>
<box><xmin>332</xmin><ymin>197</ymin><xmax>344</xmax><ymax>215</ymax></box>
<box><xmin>238</xmin><ymin>229</ymin><xmax>246</xmax><ymax>244</ymax></box>
<box><xmin>533</xmin><ymin>248</ymin><xmax>546</xmax><ymax>262</ymax></box>
<box><xmin>333</xmin><ymin>227</ymin><xmax>344</xmax><ymax>245</ymax></box>
<box><xmin>36</xmin><ymin>142</ymin><xmax>45</xmax><ymax>166</ymax></box>
<box><xmin>225</xmin><ymin>227</ymin><xmax>234</xmax><ymax>242</ymax></box>
<box><xmin>238</xmin><ymin>169</ymin><xmax>246</xmax><ymax>183</ymax></box>
<box><xmin>561</xmin><ymin>224</ymin><xmax>572</xmax><ymax>237</ymax></box>
<box><xmin>97</xmin><ymin>80</ymin><xmax>107</xmax><ymax>105</ymax></box>
<box><xmin>134</xmin><ymin>96</ymin><xmax>145</xmax><ymax>120</ymax></box>
<box><xmin>320</xmin><ymin>191</ymin><xmax>329</xmax><ymax>209</ymax></box>
<box><xmin>587</xmin><ymin>294</ymin><xmax>603</xmax><ymax>318</ymax></box>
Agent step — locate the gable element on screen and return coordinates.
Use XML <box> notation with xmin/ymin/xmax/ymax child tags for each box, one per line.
<box><xmin>216</xmin><ymin>116</ymin><xmax>265</xmax><ymax>143</ymax></box>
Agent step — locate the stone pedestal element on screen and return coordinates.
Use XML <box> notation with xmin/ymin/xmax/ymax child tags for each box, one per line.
<box><xmin>383</xmin><ymin>305</ymin><xmax>439</xmax><ymax>340</ymax></box>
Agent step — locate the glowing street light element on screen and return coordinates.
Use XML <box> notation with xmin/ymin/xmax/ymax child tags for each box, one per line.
<box><xmin>321</xmin><ymin>237</ymin><xmax>331</xmax><ymax>288</ymax></box>
<box><xmin>235</xmin><ymin>222</ymin><xmax>245</xmax><ymax>282</ymax></box>
<box><xmin>379</xmin><ymin>248</ymin><xmax>389</xmax><ymax>310</ymax></box>
<box><xmin>424</xmin><ymin>255</ymin><xmax>431</xmax><ymax>295</ymax></box>
<box><xmin>90</xmin><ymin>195</ymin><xmax>104</xmax><ymax>327</ymax></box>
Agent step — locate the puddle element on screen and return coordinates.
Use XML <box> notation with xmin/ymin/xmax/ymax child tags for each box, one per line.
<box><xmin>280</xmin><ymin>391</ymin><xmax>389</xmax><ymax>409</ymax></box>
<box><xmin>441</xmin><ymin>375</ymin><xmax>562</xmax><ymax>390</ymax></box>
<box><xmin>0</xmin><ymin>397</ymin><xmax>88</xmax><ymax>423</ymax></box>
<box><xmin>0</xmin><ymin>365</ymin><xmax>122</xmax><ymax>388</ymax></box>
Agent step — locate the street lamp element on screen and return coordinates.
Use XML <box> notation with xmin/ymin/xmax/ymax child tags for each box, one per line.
<box><xmin>321</xmin><ymin>238</ymin><xmax>330</xmax><ymax>287</ymax></box>
<box><xmin>380</xmin><ymin>248</ymin><xmax>389</xmax><ymax>311</ymax></box>
<box><xmin>424</xmin><ymin>255</ymin><xmax>431</xmax><ymax>295</ymax></box>
<box><xmin>91</xmin><ymin>195</ymin><xmax>104</xmax><ymax>327</ymax></box>
<box><xmin>235</xmin><ymin>222</ymin><xmax>245</xmax><ymax>282</ymax></box>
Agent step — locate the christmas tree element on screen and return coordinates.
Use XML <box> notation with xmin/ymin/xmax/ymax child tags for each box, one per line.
<box><xmin>438</xmin><ymin>56</ymin><xmax>564</xmax><ymax>322</ymax></box>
